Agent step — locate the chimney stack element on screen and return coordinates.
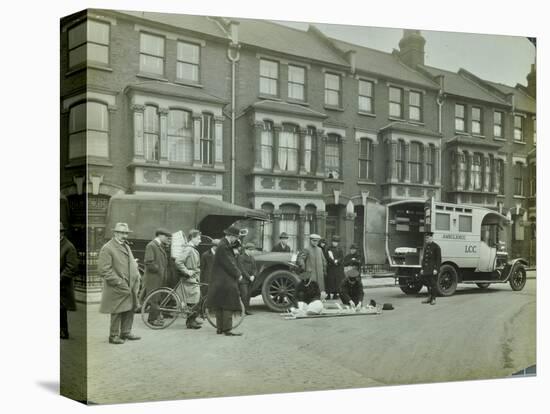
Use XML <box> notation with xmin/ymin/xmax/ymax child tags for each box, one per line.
<box><xmin>398</xmin><ymin>29</ymin><xmax>426</xmax><ymax>68</ymax></box>
<box><xmin>526</xmin><ymin>63</ymin><xmax>536</xmax><ymax>97</ymax></box>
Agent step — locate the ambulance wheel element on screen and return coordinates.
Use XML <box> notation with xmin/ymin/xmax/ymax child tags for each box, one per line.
<box><xmin>399</xmin><ymin>278</ymin><xmax>423</xmax><ymax>295</ymax></box>
<box><xmin>509</xmin><ymin>265</ymin><xmax>527</xmax><ymax>291</ymax></box>
<box><xmin>434</xmin><ymin>264</ymin><xmax>458</xmax><ymax>297</ymax></box>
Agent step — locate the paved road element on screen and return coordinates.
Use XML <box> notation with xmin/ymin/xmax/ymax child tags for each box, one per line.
<box><xmin>61</xmin><ymin>278</ymin><xmax>536</xmax><ymax>404</ymax></box>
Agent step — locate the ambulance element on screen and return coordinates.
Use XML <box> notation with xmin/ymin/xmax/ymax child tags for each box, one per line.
<box><xmin>386</xmin><ymin>198</ymin><xmax>528</xmax><ymax>296</ymax></box>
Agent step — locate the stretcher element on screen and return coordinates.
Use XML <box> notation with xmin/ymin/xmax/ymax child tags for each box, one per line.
<box><xmin>280</xmin><ymin>305</ymin><xmax>381</xmax><ymax>320</ymax></box>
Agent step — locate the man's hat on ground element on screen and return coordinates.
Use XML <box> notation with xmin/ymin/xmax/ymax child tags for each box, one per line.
<box><xmin>223</xmin><ymin>225</ymin><xmax>241</xmax><ymax>237</ymax></box>
<box><xmin>113</xmin><ymin>223</ymin><xmax>132</xmax><ymax>233</ymax></box>
<box><xmin>382</xmin><ymin>303</ymin><xmax>394</xmax><ymax>310</ymax></box>
<box><xmin>309</xmin><ymin>233</ymin><xmax>321</xmax><ymax>240</ymax></box>
<box><xmin>279</xmin><ymin>232</ymin><xmax>289</xmax><ymax>239</ymax></box>
<box><xmin>155</xmin><ymin>228</ymin><xmax>171</xmax><ymax>237</ymax></box>
<box><xmin>332</xmin><ymin>235</ymin><xmax>341</xmax><ymax>242</ymax></box>
<box><xmin>244</xmin><ymin>242</ymin><xmax>256</xmax><ymax>250</ymax></box>
<box><xmin>346</xmin><ymin>268</ymin><xmax>361</xmax><ymax>278</ymax></box>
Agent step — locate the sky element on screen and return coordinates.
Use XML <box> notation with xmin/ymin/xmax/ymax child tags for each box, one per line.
<box><xmin>275</xmin><ymin>20</ymin><xmax>536</xmax><ymax>88</ymax></box>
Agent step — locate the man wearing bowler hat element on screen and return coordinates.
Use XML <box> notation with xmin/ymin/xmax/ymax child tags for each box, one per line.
<box><xmin>207</xmin><ymin>225</ymin><xmax>244</xmax><ymax>336</ymax></box>
<box><xmin>272</xmin><ymin>232</ymin><xmax>291</xmax><ymax>252</ymax></box>
<box><xmin>142</xmin><ymin>228</ymin><xmax>171</xmax><ymax>327</ymax></box>
<box><xmin>421</xmin><ymin>232</ymin><xmax>441</xmax><ymax>305</ymax></box>
<box><xmin>343</xmin><ymin>244</ymin><xmax>364</xmax><ymax>273</ymax></box>
<box><xmin>98</xmin><ymin>223</ymin><xmax>142</xmax><ymax>344</ymax></box>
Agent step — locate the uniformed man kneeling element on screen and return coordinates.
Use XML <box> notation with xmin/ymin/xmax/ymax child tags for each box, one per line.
<box><xmin>339</xmin><ymin>268</ymin><xmax>364</xmax><ymax>310</ymax></box>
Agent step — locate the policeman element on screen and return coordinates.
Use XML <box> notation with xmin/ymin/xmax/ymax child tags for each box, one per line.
<box><xmin>421</xmin><ymin>232</ymin><xmax>441</xmax><ymax>305</ymax></box>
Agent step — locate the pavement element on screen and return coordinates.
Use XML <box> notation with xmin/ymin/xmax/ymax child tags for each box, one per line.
<box><xmin>362</xmin><ymin>269</ymin><xmax>536</xmax><ymax>289</ymax></box>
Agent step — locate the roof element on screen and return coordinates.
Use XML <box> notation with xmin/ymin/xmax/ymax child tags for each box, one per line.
<box><xmin>485</xmin><ymin>81</ymin><xmax>536</xmax><ymax>113</ymax></box>
<box><xmin>116</xmin><ymin>10</ymin><xmax>227</xmax><ymax>39</ymax></box>
<box><xmin>233</xmin><ymin>19</ymin><xmax>349</xmax><ymax>66</ymax></box>
<box><xmin>331</xmin><ymin>39</ymin><xmax>439</xmax><ymax>89</ymax></box>
<box><xmin>380</xmin><ymin>121</ymin><xmax>441</xmax><ymax>138</ymax></box>
<box><xmin>446</xmin><ymin>136</ymin><xmax>503</xmax><ymax>150</ymax></box>
<box><xmin>126</xmin><ymin>81</ymin><xmax>226</xmax><ymax>105</ymax></box>
<box><xmin>106</xmin><ymin>193</ymin><xmax>268</xmax><ymax>239</ymax></box>
<box><xmin>422</xmin><ymin>66</ymin><xmax>508</xmax><ymax>106</ymax></box>
<box><xmin>251</xmin><ymin>100</ymin><xmax>327</xmax><ymax>119</ymax></box>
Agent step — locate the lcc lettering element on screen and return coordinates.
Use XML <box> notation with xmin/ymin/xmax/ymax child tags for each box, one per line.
<box><xmin>465</xmin><ymin>245</ymin><xmax>477</xmax><ymax>253</ymax></box>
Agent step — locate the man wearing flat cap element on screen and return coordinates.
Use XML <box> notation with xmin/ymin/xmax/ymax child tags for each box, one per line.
<box><xmin>272</xmin><ymin>232</ymin><xmax>291</xmax><ymax>252</ymax></box>
<box><xmin>98</xmin><ymin>223</ymin><xmax>141</xmax><ymax>344</ymax></box>
<box><xmin>142</xmin><ymin>228</ymin><xmax>171</xmax><ymax>327</ymax></box>
<box><xmin>339</xmin><ymin>268</ymin><xmax>364</xmax><ymax>310</ymax></box>
<box><xmin>421</xmin><ymin>232</ymin><xmax>441</xmax><ymax>305</ymax></box>
<box><xmin>297</xmin><ymin>234</ymin><xmax>327</xmax><ymax>298</ymax></box>
<box><xmin>207</xmin><ymin>225</ymin><xmax>245</xmax><ymax>336</ymax></box>
<box><xmin>326</xmin><ymin>235</ymin><xmax>345</xmax><ymax>300</ymax></box>
<box><xmin>238</xmin><ymin>242</ymin><xmax>257</xmax><ymax>315</ymax></box>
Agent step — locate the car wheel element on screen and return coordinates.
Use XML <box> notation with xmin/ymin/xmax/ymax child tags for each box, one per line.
<box><xmin>434</xmin><ymin>264</ymin><xmax>458</xmax><ymax>297</ymax></box>
<box><xmin>509</xmin><ymin>265</ymin><xmax>527</xmax><ymax>291</ymax></box>
<box><xmin>398</xmin><ymin>277</ymin><xmax>423</xmax><ymax>295</ymax></box>
<box><xmin>261</xmin><ymin>270</ymin><xmax>300</xmax><ymax>312</ymax></box>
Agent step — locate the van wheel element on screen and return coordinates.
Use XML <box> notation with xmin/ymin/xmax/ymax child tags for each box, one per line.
<box><xmin>476</xmin><ymin>283</ymin><xmax>491</xmax><ymax>289</ymax></box>
<box><xmin>509</xmin><ymin>265</ymin><xmax>527</xmax><ymax>291</ymax></box>
<box><xmin>434</xmin><ymin>264</ymin><xmax>458</xmax><ymax>296</ymax></box>
<box><xmin>261</xmin><ymin>270</ymin><xmax>300</xmax><ymax>312</ymax></box>
<box><xmin>399</xmin><ymin>277</ymin><xmax>423</xmax><ymax>295</ymax></box>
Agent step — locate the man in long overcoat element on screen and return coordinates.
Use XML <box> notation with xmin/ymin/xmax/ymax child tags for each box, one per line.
<box><xmin>297</xmin><ymin>233</ymin><xmax>327</xmax><ymax>297</ymax></box>
<box><xmin>98</xmin><ymin>223</ymin><xmax>141</xmax><ymax>344</ymax></box>
<box><xmin>143</xmin><ymin>228</ymin><xmax>171</xmax><ymax>327</ymax></box>
<box><xmin>175</xmin><ymin>229</ymin><xmax>203</xmax><ymax>329</ymax></box>
<box><xmin>271</xmin><ymin>232</ymin><xmax>291</xmax><ymax>252</ymax></box>
<box><xmin>200</xmin><ymin>238</ymin><xmax>219</xmax><ymax>297</ymax></box>
<box><xmin>206</xmin><ymin>225</ymin><xmax>244</xmax><ymax>336</ymax></box>
<box><xmin>60</xmin><ymin>222</ymin><xmax>78</xmax><ymax>339</ymax></box>
<box><xmin>326</xmin><ymin>235</ymin><xmax>345</xmax><ymax>300</ymax></box>
<box><xmin>421</xmin><ymin>232</ymin><xmax>442</xmax><ymax>305</ymax></box>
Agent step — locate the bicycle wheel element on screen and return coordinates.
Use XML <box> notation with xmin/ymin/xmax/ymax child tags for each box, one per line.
<box><xmin>141</xmin><ymin>288</ymin><xmax>181</xmax><ymax>329</ymax></box>
<box><xmin>202</xmin><ymin>299</ymin><xmax>246</xmax><ymax>330</ymax></box>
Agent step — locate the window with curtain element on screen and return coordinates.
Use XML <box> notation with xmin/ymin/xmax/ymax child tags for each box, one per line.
<box><xmin>280</xmin><ymin>205</ymin><xmax>299</xmax><ymax>251</ymax></box>
<box><xmin>177</xmin><ymin>41</ymin><xmax>200</xmax><ymax>82</ymax></box>
<box><xmin>278</xmin><ymin>125</ymin><xmax>298</xmax><ymax>172</ymax></box>
<box><xmin>144</xmin><ymin>106</ymin><xmax>159</xmax><ymax>162</ymax></box>
<box><xmin>68</xmin><ymin>20</ymin><xmax>110</xmax><ymax>69</ymax></box>
<box><xmin>288</xmin><ymin>65</ymin><xmax>305</xmax><ymax>101</ymax></box>
<box><xmin>325</xmin><ymin>73</ymin><xmax>341</xmax><ymax>106</ymax></box>
<box><xmin>455</xmin><ymin>104</ymin><xmax>466</xmax><ymax>131</ymax></box>
<box><xmin>409</xmin><ymin>142</ymin><xmax>422</xmax><ymax>183</ymax></box>
<box><xmin>261</xmin><ymin>121</ymin><xmax>273</xmax><ymax>169</ymax></box>
<box><xmin>472</xmin><ymin>107</ymin><xmax>482</xmax><ymax>135</ymax></box>
<box><xmin>489</xmin><ymin>155</ymin><xmax>495</xmax><ymax>192</ymax></box>
<box><xmin>472</xmin><ymin>153</ymin><xmax>482</xmax><ymax>190</ymax></box>
<box><xmin>167</xmin><ymin>109</ymin><xmax>193</xmax><ymax>163</ymax></box>
<box><xmin>409</xmin><ymin>91</ymin><xmax>422</xmax><ymax>121</ymax></box>
<box><xmin>426</xmin><ymin>145</ymin><xmax>435</xmax><ymax>184</ymax></box>
<box><xmin>69</xmin><ymin>103</ymin><xmax>86</xmax><ymax>159</ymax></box>
<box><xmin>304</xmin><ymin>127</ymin><xmax>316</xmax><ymax>174</ymax></box>
<box><xmin>358</xmin><ymin>80</ymin><xmax>374</xmax><ymax>113</ymax></box>
<box><xmin>359</xmin><ymin>138</ymin><xmax>373</xmax><ymax>180</ymax></box>
<box><xmin>514</xmin><ymin>162</ymin><xmax>524</xmax><ymax>196</ymax></box>
<box><xmin>260</xmin><ymin>59</ymin><xmax>278</xmax><ymax>96</ymax></box>
<box><xmin>261</xmin><ymin>203</ymin><xmax>274</xmax><ymax>252</ymax></box>
<box><xmin>396</xmin><ymin>140</ymin><xmax>405</xmax><ymax>182</ymax></box>
<box><xmin>389</xmin><ymin>87</ymin><xmax>403</xmax><ymax>118</ymax></box>
<box><xmin>140</xmin><ymin>33</ymin><xmax>165</xmax><ymax>76</ymax></box>
<box><xmin>201</xmin><ymin>113</ymin><xmax>214</xmax><ymax>165</ymax></box>
<box><xmin>494</xmin><ymin>111</ymin><xmax>503</xmax><ymax>138</ymax></box>
<box><xmin>451</xmin><ymin>152</ymin><xmax>458</xmax><ymax>188</ymax></box>
<box><xmin>325</xmin><ymin>134</ymin><xmax>341</xmax><ymax>179</ymax></box>
<box><xmin>514</xmin><ymin>115</ymin><xmax>524</xmax><ymax>141</ymax></box>
<box><xmin>497</xmin><ymin>159</ymin><xmax>504</xmax><ymax>195</ymax></box>
<box><xmin>459</xmin><ymin>152</ymin><xmax>467</xmax><ymax>189</ymax></box>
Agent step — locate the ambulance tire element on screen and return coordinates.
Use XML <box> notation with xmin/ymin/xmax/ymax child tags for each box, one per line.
<box><xmin>434</xmin><ymin>264</ymin><xmax>458</xmax><ymax>297</ymax></box>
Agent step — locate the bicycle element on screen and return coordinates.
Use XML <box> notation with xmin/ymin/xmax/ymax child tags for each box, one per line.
<box><xmin>141</xmin><ymin>278</ymin><xmax>246</xmax><ymax>330</ymax></box>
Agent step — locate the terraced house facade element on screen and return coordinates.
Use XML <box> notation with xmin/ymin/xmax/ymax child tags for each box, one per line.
<box><xmin>60</xmin><ymin>10</ymin><xmax>536</xmax><ymax>296</ymax></box>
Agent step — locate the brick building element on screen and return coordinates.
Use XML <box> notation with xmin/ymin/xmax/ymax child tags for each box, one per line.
<box><xmin>60</xmin><ymin>10</ymin><xmax>536</xmax><ymax>297</ymax></box>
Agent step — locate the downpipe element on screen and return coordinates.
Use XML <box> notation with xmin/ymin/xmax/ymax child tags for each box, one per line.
<box><xmin>227</xmin><ymin>44</ymin><xmax>240</xmax><ymax>204</ymax></box>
